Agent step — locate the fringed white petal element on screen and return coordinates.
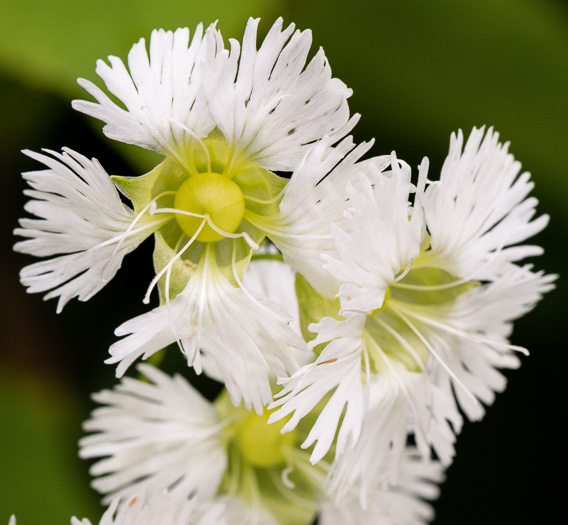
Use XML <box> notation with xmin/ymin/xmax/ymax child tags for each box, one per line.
<box><xmin>242</xmin><ymin>255</ymin><xmax>300</xmax><ymax>333</ymax></box>
<box><xmin>323</xmin><ymin>155</ymin><xmax>427</xmax><ymax>316</ymax></box>
<box><xmin>269</xmin><ymin>316</ymin><xmax>366</xmax><ymax>465</ymax></box>
<box><xmin>243</xmin><ymin>255</ymin><xmax>315</xmax><ymax>366</ymax></box>
<box><xmin>252</xmin><ymin>136</ymin><xmax>381</xmax><ymax>297</ymax></box>
<box><xmin>14</xmin><ymin>148</ymin><xmax>160</xmax><ymax>312</ymax></box>
<box><xmin>202</xmin><ymin>18</ymin><xmax>358</xmax><ymax>171</ymax></box>
<box><xmin>325</xmin><ymin>365</ymin><xmax>457</xmax><ymax>507</ymax></box>
<box><xmin>80</xmin><ymin>365</ymin><xmax>226</xmax><ymax>504</ymax></box>
<box><xmin>424</xmin><ymin>127</ymin><xmax>549</xmax><ymax>279</ymax></box>
<box><xmin>107</xmin><ymin>252</ymin><xmax>303</xmax><ymax>413</ymax></box>
<box><xmin>73</xmin><ymin>26</ymin><xmax>214</xmax><ymax>157</ymax></box>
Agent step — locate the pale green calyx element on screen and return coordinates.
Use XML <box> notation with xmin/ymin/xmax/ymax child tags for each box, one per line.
<box><xmin>366</xmin><ymin>259</ymin><xmax>479</xmax><ymax>374</ymax></box>
<box><xmin>296</xmin><ymin>250</ymin><xmax>479</xmax><ymax>376</ymax></box>
<box><xmin>111</xmin><ymin>132</ymin><xmax>289</xmax><ymax>303</ymax></box>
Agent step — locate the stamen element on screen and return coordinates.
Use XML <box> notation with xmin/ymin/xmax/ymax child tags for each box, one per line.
<box><xmin>243</xmin><ymin>186</ymin><xmax>287</xmax><ymax>205</ymax></box>
<box><xmin>281</xmin><ymin>467</ymin><xmax>295</xmax><ymax>489</ymax></box>
<box><xmin>98</xmin><ymin>192</ymin><xmax>176</xmax><ymax>280</ymax></box>
<box><xmin>284</xmin><ymin>447</ymin><xmax>329</xmax><ymax>486</ymax></box>
<box><xmin>267</xmin><ymin>468</ymin><xmax>319</xmax><ymax>511</ymax></box>
<box><xmin>222</xmin><ymin>148</ymin><xmax>237</xmax><ymax>178</ymax></box>
<box><xmin>371</xmin><ymin>315</ymin><xmax>426</xmax><ymax>372</ymax></box>
<box><xmin>392</xmin><ymin>258</ymin><xmax>413</xmax><ymax>283</ymax></box>
<box><xmin>169</xmin><ymin>119</ymin><xmax>212</xmax><ymax>173</ymax></box>
<box><xmin>142</xmin><ymin>218</ymin><xmax>207</xmax><ymax>304</ymax></box>
<box><xmin>149</xmin><ymin>205</ymin><xmax>207</xmax><ymax>219</ymax></box>
<box><xmin>110</xmin><ymin>191</ymin><xmax>176</xmax><ymax>256</ymax></box>
<box><xmin>150</xmin><ymin>205</ymin><xmax>259</xmax><ymax>249</ymax></box>
<box><xmin>230</xmin><ymin>240</ymin><xmax>282</xmax><ymax>327</ymax></box>
<box><xmin>365</xmin><ymin>334</ymin><xmax>431</xmax><ymax>443</ymax></box>
<box><xmin>397</xmin><ymin>305</ymin><xmax>529</xmax><ymax>356</ymax></box>
<box><xmin>164</xmin><ymin>233</ymin><xmax>187</xmax><ymax>358</ymax></box>
<box><xmin>389</xmin><ymin>304</ymin><xmax>479</xmax><ymax>406</ymax></box>
<box><xmin>204</xmin><ymin>217</ymin><xmax>259</xmax><ymax>249</ymax></box>
<box><xmin>196</xmin><ymin>243</ymin><xmax>213</xmax><ymax>357</ymax></box>
<box><xmin>390</xmin><ymin>278</ymin><xmax>471</xmax><ymax>291</ymax></box>
<box><xmin>226</xmin><ymin>446</ymin><xmax>241</xmax><ymax>496</ymax></box>
<box><xmin>362</xmin><ymin>341</ymin><xmax>371</xmax><ymax>383</ymax></box>
<box><xmin>140</xmin><ymin>108</ymin><xmax>191</xmax><ymax>171</ymax></box>
<box><xmin>91</xmin><ymin>219</ymin><xmax>168</xmax><ymax>252</ymax></box>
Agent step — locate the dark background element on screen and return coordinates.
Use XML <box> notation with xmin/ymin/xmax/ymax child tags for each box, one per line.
<box><xmin>1</xmin><ymin>0</ymin><xmax>566</xmax><ymax>523</ymax></box>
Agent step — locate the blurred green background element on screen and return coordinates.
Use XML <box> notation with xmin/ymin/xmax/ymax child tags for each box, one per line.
<box><xmin>0</xmin><ymin>0</ymin><xmax>566</xmax><ymax>523</ymax></box>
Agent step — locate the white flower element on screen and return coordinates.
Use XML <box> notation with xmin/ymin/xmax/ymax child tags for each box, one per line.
<box><xmin>270</xmin><ymin>128</ymin><xmax>554</xmax><ymax>501</ymax></box>
<box><xmin>80</xmin><ymin>364</ymin><xmax>227</xmax><ymax>503</ymax></box>
<box><xmin>14</xmin><ymin>148</ymin><xmax>163</xmax><ymax>312</ymax></box>
<box><xmin>82</xmin><ymin>366</ymin><xmax>326</xmax><ymax>525</ymax></box>
<box><xmin>17</xmin><ymin>18</ymin><xmax>361</xmax><ymax>411</ymax></box>
<box><xmin>270</xmin><ymin>160</ymin><xmax>434</xmax><ymax>468</ymax></box>
<box><xmin>319</xmin><ymin>449</ymin><xmax>444</xmax><ymax>525</ymax></box>
<box><xmin>71</xmin><ymin>493</ymin><xmax>227</xmax><ymax>525</ymax></box>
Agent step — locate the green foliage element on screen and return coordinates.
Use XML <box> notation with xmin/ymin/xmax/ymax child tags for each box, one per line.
<box><xmin>0</xmin><ymin>368</ymin><xmax>99</xmax><ymax>523</ymax></box>
<box><xmin>0</xmin><ymin>0</ymin><xmax>282</xmax><ymax>97</ymax></box>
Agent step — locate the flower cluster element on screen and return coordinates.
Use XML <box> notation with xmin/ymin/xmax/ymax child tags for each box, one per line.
<box><xmin>12</xmin><ymin>17</ymin><xmax>553</xmax><ymax>525</ymax></box>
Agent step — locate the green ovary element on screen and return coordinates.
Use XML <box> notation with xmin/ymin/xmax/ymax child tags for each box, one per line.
<box><xmin>174</xmin><ymin>171</ymin><xmax>245</xmax><ymax>242</ymax></box>
<box><xmin>236</xmin><ymin>411</ymin><xmax>297</xmax><ymax>468</ymax></box>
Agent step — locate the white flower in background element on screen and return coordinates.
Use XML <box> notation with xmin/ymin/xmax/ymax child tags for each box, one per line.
<box><xmin>319</xmin><ymin>449</ymin><xmax>444</xmax><ymax>525</ymax></box>
<box><xmin>15</xmin><ymin>17</ymin><xmax>360</xmax><ymax>410</ymax></box>
<box><xmin>270</xmin><ymin>127</ymin><xmax>554</xmax><ymax>501</ymax></box>
<box><xmin>80</xmin><ymin>364</ymin><xmax>226</xmax><ymax>502</ymax></box>
<box><xmin>7</xmin><ymin>493</ymin><xmax>227</xmax><ymax>525</ymax></box>
<box><xmin>81</xmin><ymin>365</ymin><xmax>445</xmax><ymax>525</ymax></box>
<box><xmin>81</xmin><ymin>365</ymin><xmax>320</xmax><ymax>525</ymax></box>
<box><xmin>71</xmin><ymin>493</ymin><xmax>227</xmax><ymax>525</ymax></box>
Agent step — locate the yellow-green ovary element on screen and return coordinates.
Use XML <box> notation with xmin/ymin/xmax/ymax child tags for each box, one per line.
<box><xmin>174</xmin><ymin>172</ymin><xmax>245</xmax><ymax>242</ymax></box>
<box><xmin>236</xmin><ymin>411</ymin><xmax>297</xmax><ymax>468</ymax></box>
